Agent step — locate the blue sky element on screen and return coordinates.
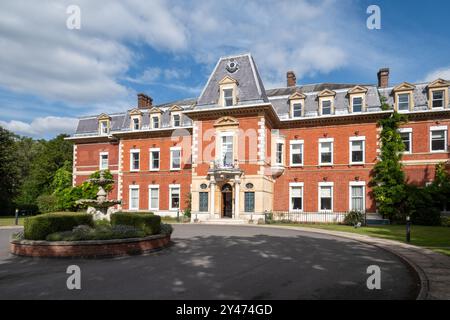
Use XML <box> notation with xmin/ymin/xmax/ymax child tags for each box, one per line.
<box><xmin>0</xmin><ymin>0</ymin><xmax>449</xmax><ymax>138</ymax></box>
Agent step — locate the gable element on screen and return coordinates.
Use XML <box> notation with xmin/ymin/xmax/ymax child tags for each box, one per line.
<box><xmin>393</xmin><ymin>82</ymin><xmax>416</xmax><ymax>92</ymax></box>
<box><xmin>213</xmin><ymin>116</ymin><xmax>239</xmax><ymax>128</ymax></box>
<box><xmin>347</xmin><ymin>85</ymin><xmax>368</xmax><ymax>95</ymax></box>
<box><xmin>428</xmin><ymin>78</ymin><xmax>450</xmax><ymax>89</ymax></box>
<box><xmin>317</xmin><ymin>89</ymin><xmax>336</xmax><ymax>97</ymax></box>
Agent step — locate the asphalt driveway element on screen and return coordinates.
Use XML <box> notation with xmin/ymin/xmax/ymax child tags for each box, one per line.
<box><xmin>0</xmin><ymin>224</ymin><xmax>420</xmax><ymax>299</ymax></box>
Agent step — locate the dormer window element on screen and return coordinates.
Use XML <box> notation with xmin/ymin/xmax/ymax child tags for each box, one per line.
<box><xmin>321</xmin><ymin>100</ymin><xmax>332</xmax><ymax>115</ymax></box>
<box><xmin>432</xmin><ymin>90</ymin><xmax>445</xmax><ymax>109</ymax></box>
<box><xmin>398</xmin><ymin>93</ymin><xmax>410</xmax><ymax>111</ymax></box>
<box><xmin>132</xmin><ymin>117</ymin><xmax>140</xmax><ymax>130</ymax></box>
<box><xmin>100</xmin><ymin>121</ymin><xmax>109</xmax><ymax>135</ymax></box>
<box><xmin>318</xmin><ymin>89</ymin><xmax>336</xmax><ymax>116</ymax></box>
<box><xmin>219</xmin><ymin>76</ymin><xmax>238</xmax><ymax>107</ymax></box>
<box><xmin>223</xmin><ymin>89</ymin><xmax>233</xmax><ymax>107</ymax></box>
<box><xmin>97</xmin><ymin>114</ymin><xmax>111</xmax><ymax>135</ymax></box>
<box><xmin>352</xmin><ymin>97</ymin><xmax>363</xmax><ymax>112</ymax></box>
<box><xmin>152</xmin><ymin>116</ymin><xmax>159</xmax><ymax>129</ymax></box>
<box><xmin>173</xmin><ymin>114</ymin><xmax>181</xmax><ymax>127</ymax></box>
<box><xmin>393</xmin><ymin>82</ymin><xmax>415</xmax><ymax>112</ymax></box>
<box><xmin>427</xmin><ymin>79</ymin><xmax>449</xmax><ymax>110</ymax></box>
<box><xmin>289</xmin><ymin>92</ymin><xmax>306</xmax><ymax>118</ymax></box>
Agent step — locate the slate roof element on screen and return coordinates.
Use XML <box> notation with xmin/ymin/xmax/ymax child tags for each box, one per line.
<box><xmin>72</xmin><ymin>52</ymin><xmax>450</xmax><ymax>136</ymax></box>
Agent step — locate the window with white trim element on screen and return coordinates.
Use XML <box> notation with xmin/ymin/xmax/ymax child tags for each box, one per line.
<box><xmin>223</xmin><ymin>88</ymin><xmax>234</xmax><ymax>107</ymax></box>
<box><xmin>399</xmin><ymin>128</ymin><xmax>412</xmax><ymax>154</ymax></box>
<box><xmin>290</xmin><ymin>141</ymin><xmax>303</xmax><ymax>166</ymax></box>
<box><xmin>319</xmin><ymin>184</ymin><xmax>333</xmax><ymax>212</ymax></box>
<box><xmin>148</xmin><ymin>185</ymin><xmax>159</xmax><ymax>210</ymax></box>
<box><xmin>292</xmin><ymin>102</ymin><xmax>303</xmax><ymax>118</ymax></box>
<box><xmin>221</xmin><ymin>134</ymin><xmax>234</xmax><ymax>167</ymax></box>
<box><xmin>99</xmin><ymin>120</ymin><xmax>109</xmax><ymax>135</ymax></box>
<box><xmin>129</xmin><ymin>186</ymin><xmax>139</xmax><ymax>210</ymax></box>
<box><xmin>350</xmin><ymin>137</ymin><xmax>365</xmax><ymax>164</ymax></box>
<box><xmin>150</xmin><ymin>149</ymin><xmax>160</xmax><ymax>171</ymax></box>
<box><xmin>352</xmin><ymin>97</ymin><xmax>363</xmax><ymax>113</ymax></box>
<box><xmin>321</xmin><ymin>100</ymin><xmax>332</xmax><ymax>115</ymax></box>
<box><xmin>275</xmin><ymin>142</ymin><xmax>284</xmax><ymax>165</ymax></box>
<box><xmin>169</xmin><ymin>185</ymin><xmax>180</xmax><ymax>210</ymax></box>
<box><xmin>244</xmin><ymin>192</ymin><xmax>255</xmax><ymax>213</ymax></box>
<box><xmin>432</xmin><ymin>90</ymin><xmax>445</xmax><ymax>109</ymax></box>
<box><xmin>132</xmin><ymin>117</ymin><xmax>140</xmax><ymax>130</ymax></box>
<box><xmin>152</xmin><ymin>116</ymin><xmax>159</xmax><ymax>129</ymax></box>
<box><xmin>172</xmin><ymin>114</ymin><xmax>181</xmax><ymax>127</ymax></box>
<box><xmin>130</xmin><ymin>149</ymin><xmax>140</xmax><ymax>171</ymax></box>
<box><xmin>430</xmin><ymin>127</ymin><xmax>447</xmax><ymax>152</ymax></box>
<box><xmin>398</xmin><ymin>93</ymin><xmax>410</xmax><ymax>111</ymax></box>
<box><xmin>99</xmin><ymin>152</ymin><xmax>108</xmax><ymax>170</ymax></box>
<box><xmin>170</xmin><ymin>147</ymin><xmax>181</xmax><ymax>170</ymax></box>
<box><xmin>350</xmin><ymin>183</ymin><xmax>365</xmax><ymax>212</ymax></box>
<box><xmin>319</xmin><ymin>139</ymin><xmax>333</xmax><ymax>165</ymax></box>
<box><xmin>289</xmin><ymin>184</ymin><xmax>303</xmax><ymax>211</ymax></box>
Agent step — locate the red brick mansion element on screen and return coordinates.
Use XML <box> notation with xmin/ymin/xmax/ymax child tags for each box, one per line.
<box><xmin>68</xmin><ymin>54</ymin><xmax>450</xmax><ymax>223</ymax></box>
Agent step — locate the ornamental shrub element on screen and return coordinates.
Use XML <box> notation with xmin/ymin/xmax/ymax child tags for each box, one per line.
<box><xmin>110</xmin><ymin>212</ymin><xmax>160</xmax><ymax>235</ymax></box>
<box><xmin>24</xmin><ymin>212</ymin><xmax>94</xmax><ymax>240</ymax></box>
<box><xmin>343</xmin><ymin>210</ymin><xmax>365</xmax><ymax>226</ymax></box>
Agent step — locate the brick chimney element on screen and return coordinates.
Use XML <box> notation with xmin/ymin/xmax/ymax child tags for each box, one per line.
<box><xmin>137</xmin><ymin>93</ymin><xmax>153</xmax><ymax>109</ymax></box>
<box><xmin>377</xmin><ymin>68</ymin><xmax>390</xmax><ymax>88</ymax></box>
<box><xmin>287</xmin><ymin>71</ymin><xmax>296</xmax><ymax>87</ymax></box>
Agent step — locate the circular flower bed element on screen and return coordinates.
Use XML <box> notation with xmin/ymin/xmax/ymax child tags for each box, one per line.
<box><xmin>10</xmin><ymin>212</ymin><xmax>173</xmax><ymax>258</ymax></box>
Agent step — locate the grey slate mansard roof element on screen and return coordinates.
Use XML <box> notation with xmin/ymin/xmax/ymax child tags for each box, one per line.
<box><xmin>74</xmin><ymin>52</ymin><xmax>450</xmax><ymax>136</ymax></box>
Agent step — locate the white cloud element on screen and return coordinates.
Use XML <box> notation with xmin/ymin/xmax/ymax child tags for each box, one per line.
<box><xmin>0</xmin><ymin>116</ymin><xmax>78</xmax><ymax>137</ymax></box>
<box><xmin>423</xmin><ymin>67</ymin><xmax>450</xmax><ymax>82</ymax></box>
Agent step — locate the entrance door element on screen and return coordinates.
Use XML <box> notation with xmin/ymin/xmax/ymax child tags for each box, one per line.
<box><xmin>222</xmin><ymin>184</ymin><xmax>233</xmax><ymax>218</ymax></box>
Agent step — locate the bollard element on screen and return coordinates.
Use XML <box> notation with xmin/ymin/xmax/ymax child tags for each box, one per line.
<box><xmin>15</xmin><ymin>209</ymin><xmax>19</xmax><ymax>226</ymax></box>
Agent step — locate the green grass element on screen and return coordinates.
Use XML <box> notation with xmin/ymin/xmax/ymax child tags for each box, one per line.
<box><xmin>271</xmin><ymin>223</ymin><xmax>450</xmax><ymax>256</ymax></box>
<box><xmin>0</xmin><ymin>216</ymin><xmax>26</xmax><ymax>226</ymax></box>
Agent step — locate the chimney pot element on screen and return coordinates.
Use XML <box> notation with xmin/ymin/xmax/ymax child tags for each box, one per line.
<box><xmin>287</xmin><ymin>71</ymin><xmax>296</xmax><ymax>87</ymax></box>
<box><xmin>377</xmin><ymin>68</ymin><xmax>390</xmax><ymax>88</ymax></box>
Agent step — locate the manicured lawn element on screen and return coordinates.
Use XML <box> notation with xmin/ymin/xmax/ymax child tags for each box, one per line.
<box><xmin>0</xmin><ymin>216</ymin><xmax>26</xmax><ymax>226</ymax></box>
<box><xmin>272</xmin><ymin>223</ymin><xmax>450</xmax><ymax>256</ymax></box>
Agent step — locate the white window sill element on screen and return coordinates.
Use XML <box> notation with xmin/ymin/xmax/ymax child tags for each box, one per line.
<box><xmin>349</xmin><ymin>162</ymin><xmax>365</xmax><ymax>165</ymax></box>
<box><xmin>319</xmin><ymin>163</ymin><xmax>333</xmax><ymax>167</ymax></box>
<box><xmin>130</xmin><ymin>169</ymin><xmax>140</xmax><ymax>172</ymax></box>
<box><xmin>170</xmin><ymin>168</ymin><xmax>181</xmax><ymax>171</ymax></box>
<box><xmin>290</xmin><ymin>164</ymin><xmax>303</xmax><ymax>167</ymax></box>
<box><xmin>430</xmin><ymin>150</ymin><xmax>448</xmax><ymax>153</ymax></box>
<box><xmin>149</xmin><ymin>169</ymin><xmax>160</xmax><ymax>172</ymax></box>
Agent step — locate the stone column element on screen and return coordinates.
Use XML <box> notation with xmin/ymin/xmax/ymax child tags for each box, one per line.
<box><xmin>210</xmin><ymin>179</ymin><xmax>216</xmax><ymax>219</ymax></box>
<box><xmin>234</xmin><ymin>176</ymin><xmax>240</xmax><ymax>219</ymax></box>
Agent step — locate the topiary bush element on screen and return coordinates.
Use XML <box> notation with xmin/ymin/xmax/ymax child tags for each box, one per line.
<box><xmin>45</xmin><ymin>224</ymin><xmax>145</xmax><ymax>241</ymax></box>
<box><xmin>343</xmin><ymin>210</ymin><xmax>365</xmax><ymax>226</ymax></box>
<box><xmin>440</xmin><ymin>216</ymin><xmax>450</xmax><ymax>227</ymax></box>
<box><xmin>160</xmin><ymin>223</ymin><xmax>173</xmax><ymax>235</ymax></box>
<box><xmin>24</xmin><ymin>212</ymin><xmax>94</xmax><ymax>240</ymax></box>
<box><xmin>110</xmin><ymin>212</ymin><xmax>161</xmax><ymax>235</ymax></box>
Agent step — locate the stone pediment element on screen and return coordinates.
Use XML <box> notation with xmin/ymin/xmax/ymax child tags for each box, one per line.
<box><xmin>129</xmin><ymin>108</ymin><xmax>143</xmax><ymax>116</ymax></box>
<box><xmin>97</xmin><ymin>113</ymin><xmax>111</xmax><ymax>120</ymax></box>
<box><xmin>317</xmin><ymin>89</ymin><xmax>336</xmax><ymax>97</ymax></box>
<box><xmin>289</xmin><ymin>91</ymin><xmax>306</xmax><ymax>100</ymax></box>
<box><xmin>393</xmin><ymin>82</ymin><xmax>416</xmax><ymax>92</ymax></box>
<box><xmin>347</xmin><ymin>85</ymin><xmax>368</xmax><ymax>95</ymax></box>
<box><xmin>428</xmin><ymin>78</ymin><xmax>450</xmax><ymax>89</ymax></box>
<box><xmin>169</xmin><ymin>105</ymin><xmax>183</xmax><ymax>112</ymax></box>
<box><xmin>148</xmin><ymin>107</ymin><xmax>162</xmax><ymax>114</ymax></box>
<box><xmin>213</xmin><ymin>116</ymin><xmax>239</xmax><ymax>128</ymax></box>
<box><xmin>218</xmin><ymin>75</ymin><xmax>238</xmax><ymax>85</ymax></box>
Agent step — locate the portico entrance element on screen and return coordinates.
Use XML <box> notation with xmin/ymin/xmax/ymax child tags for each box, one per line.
<box><xmin>221</xmin><ymin>183</ymin><xmax>233</xmax><ymax>218</ymax></box>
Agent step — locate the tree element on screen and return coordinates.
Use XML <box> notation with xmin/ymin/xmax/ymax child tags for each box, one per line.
<box><xmin>0</xmin><ymin>127</ymin><xmax>20</xmax><ymax>214</ymax></box>
<box><xmin>370</xmin><ymin>98</ymin><xmax>408</xmax><ymax>221</ymax></box>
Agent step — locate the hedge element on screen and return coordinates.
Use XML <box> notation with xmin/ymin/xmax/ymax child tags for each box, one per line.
<box><xmin>110</xmin><ymin>212</ymin><xmax>161</xmax><ymax>235</ymax></box>
<box><xmin>24</xmin><ymin>212</ymin><xmax>94</xmax><ymax>240</ymax></box>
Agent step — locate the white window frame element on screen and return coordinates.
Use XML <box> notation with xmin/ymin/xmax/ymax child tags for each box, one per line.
<box><xmin>321</xmin><ymin>99</ymin><xmax>333</xmax><ymax>115</ymax></box>
<box><xmin>291</xmin><ymin>101</ymin><xmax>303</xmax><ymax>118</ymax></box>
<box><xmin>148</xmin><ymin>184</ymin><xmax>160</xmax><ymax>211</ymax></box>
<box><xmin>99</xmin><ymin>120</ymin><xmax>109</xmax><ymax>135</ymax></box>
<box><xmin>130</xmin><ymin>149</ymin><xmax>140</xmax><ymax>172</ymax></box>
<box><xmin>349</xmin><ymin>136</ymin><xmax>365</xmax><ymax>165</ymax></box>
<box><xmin>169</xmin><ymin>184</ymin><xmax>181</xmax><ymax>211</ymax></box>
<box><xmin>149</xmin><ymin>148</ymin><xmax>160</xmax><ymax>171</ymax></box>
<box><xmin>289</xmin><ymin>182</ymin><xmax>304</xmax><ymax>212</ymax></box>
<box><xmin>99</xmin><ymin>152</ymin><xmax>109</xmax><ymax>170</ymax></box>
<box><xmin>351</xmin><ymin>96</ymin><xmax>364</xmax><ymax>113</ymax></box>
<box><xmin>172</xmin><ymin>113</ymin><xmax>181</xmax><ymax>127</ymax></box>
<box><xmin>430</xmin><ymin>126</ymin><xmax>448</xmax><ymax>153</ymax></box>
<box><xmin>397</xmin><ymin>93</ymin><xmax>410</xmax><ymax>112</ymax></box>
<box><xmin>170</xmin><ymin>147</ymin><xmax>182</xmax><ymax>170</ymax></box>
<box><xmin>319</xmin><ymin>138</ymin><xmax>334</xmax><ymax>166</ymax></box>
<box><xmin>275</xmin><ymin>140</ymin><xmax>284</xmax><ymax>166</ymax></box>
<box><xmin>219</xmin><ymin>131</ymin><xmax>235</xmax><ymax>167</ymax></box>
<box><xmin>349</xmin><ymin>181</ymin><xmax>366</xmax><ymax>212</ymax></box>
<box><xmin>289</xmin><ymin>140</ymin><xmax>304</xmax><ymax>167</ymax></box>
<box><xmin>131</xmin><ymin>116</ymin><xmax>140</xmax><ymax>131</ymax></box>
<box><xmin>432</xmin><ymin>90</ymin><xmax>445</xmax><ymax>109</ymax></box>
<box><xmin>318</xmin><ymin>182</ymin><xmax>334</xmax><ymax>212</ymax></box>
<box><xmin>152</xmin><ymin>116</ymin><xmax>160</xmax><ymax>129</ymax></box>
<box><xmin>129</xmin><ymin>185</ymin><xmax>140</xmax><ymax>211</ymax></box>
<box><xmin>399</xmin><ymin>128</ymin><xmax>412</xmax><ymax>154</ymax></box>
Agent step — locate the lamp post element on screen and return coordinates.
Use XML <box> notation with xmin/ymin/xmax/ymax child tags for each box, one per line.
<box><xmin>15</xmin><ymin>209</ymin><xmax>19</xmax><ymax>226</ymax></box>
<box><xmin>406</xmin><ymin>215</ymin><xmax>411</xmax><ymax>243</ymax></box>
